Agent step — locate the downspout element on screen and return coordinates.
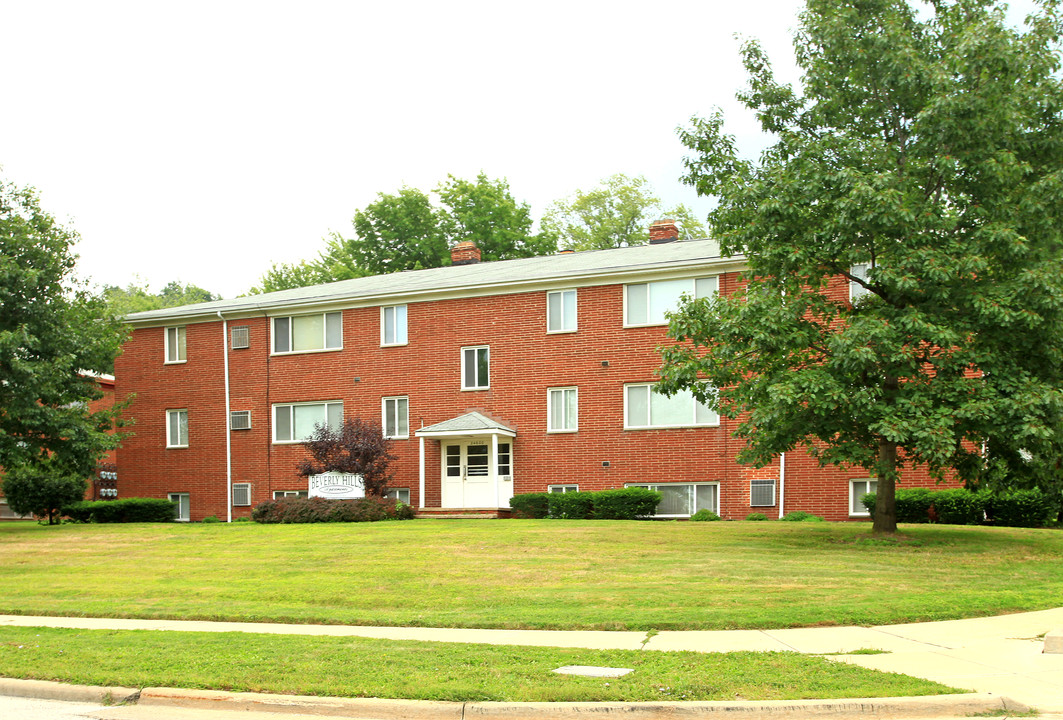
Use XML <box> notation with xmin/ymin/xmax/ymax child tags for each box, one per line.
<box><xmin>778</xmin><ymin>452</ymin><xmax>786</xmax><ymax>520</ymax></box>
<box><xmin>218</xmin><ymin>311</ymin><xmax>233</xmax><ymax>523</ymax></box>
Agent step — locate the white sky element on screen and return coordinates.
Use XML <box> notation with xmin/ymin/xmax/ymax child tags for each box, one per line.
<box><xmin>0</xmin><ymin>0</ymin><xmax>1039</xmax><ymax>298</ymax></box>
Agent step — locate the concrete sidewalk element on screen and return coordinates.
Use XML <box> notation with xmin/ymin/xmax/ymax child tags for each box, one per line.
<box><xmin>2</xmin><ymin>608</ymin><xmax>1062</xmax><ymax>714</ymax></box>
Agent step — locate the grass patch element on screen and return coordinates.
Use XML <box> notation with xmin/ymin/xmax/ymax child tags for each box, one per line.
<box><xmin>0</xmin><ymin>521</ymin><xmax>1060</xmax><ymax>630</ymax></box>
<box><xmin>0</xmin><ymin>627</ymin><xmax>958</xmax><ymax>702</ymax></box>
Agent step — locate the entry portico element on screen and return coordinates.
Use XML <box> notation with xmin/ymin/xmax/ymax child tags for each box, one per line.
<box><xmin>416</xmin><ymin>412</ymin><xmax>516</xmax><ymax>510</ymax></box>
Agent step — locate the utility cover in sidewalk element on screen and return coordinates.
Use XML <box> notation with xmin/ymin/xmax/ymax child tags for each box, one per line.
<box><xmin>553</xmin><ymin>665</ymin><xmax>633</xmax><ymax>678</ymax></box>
<box><xmin>1045</xmin><ymin>630</ymin><xmax>1063</xmax><ymax>654</ymax></box>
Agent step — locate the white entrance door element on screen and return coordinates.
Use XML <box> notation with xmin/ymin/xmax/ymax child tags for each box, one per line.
<box><xmin>442</xmin><ymin>441</ymin><xmax>495</xmax><ymax>507</ymax></box>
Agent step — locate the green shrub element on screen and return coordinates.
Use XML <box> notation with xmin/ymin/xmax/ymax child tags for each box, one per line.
<box><xmin>781</xmin><ymin>510</ymin><xmax>824</xmax><ymax>522</ymax></box>
<box><xmin>251</xmin><ymin>496</ymin><xmax>412</xmax><ymax>524</ymax></box>
<box><xmin>690</xmin><ymin>509</ymin><xmax>722</xmax><ymax>521</ymax></box>
<box><xmin>893</xmin><ymin>487</ymin><xmax>934</xmax><ymax>523</ymax></box>
<box><xmin>591</xmin><ymin>488</ymin><xmax>662</xmax><ymax>519</ymax></box>
<box><xmin>745</xmin><ymin>512</ymin><xmax>768</xmax><ymax>521</ymax></box>
<box><xmin>984</xmin><ymin>488</ymin><xmax>1057</xmax><ymax>528</ymax></box>
<box><xmin>201</xmin><ymin>515</ymin><xmax>221</xmax><ymax>523</ymax></box>
<box><xmin>63</xmin><ymin>498</ymin><xmax>177</xmax><ymax>523</ymax></box>
<box><xmin>548</xmin><ymin>491</ymin><xmax>595</xmax><ymax>519</ymax></box>
<box><xmin>929</xmin><ymin>488</ymin><xmax>985</xmax><ymax>525</ymax></box>
<box><xmin>509</xmin><ymin>492</ymin><xmax>550</xmax><ymax>519</ymax></box>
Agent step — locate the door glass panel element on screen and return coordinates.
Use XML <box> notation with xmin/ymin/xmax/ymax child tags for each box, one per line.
<box><xmin>497</xmin><ymin>443</ymin><xmax>511</xmax><ymax>475</ymax></box>
<box><xmin>466</xmin><ymin>444</ymin><xmax>489</xmax><ymax>476</ymax></box>
<box><xmin>445</xmin><ymin>445</ymin><xmax>461</xmax><ymax>477</ymax></box>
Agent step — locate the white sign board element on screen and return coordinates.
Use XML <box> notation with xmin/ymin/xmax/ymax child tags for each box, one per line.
<box><xmin>308</xmin><ymin>473</ymin><xmax>365</xmax><ymax>499</ymax></box>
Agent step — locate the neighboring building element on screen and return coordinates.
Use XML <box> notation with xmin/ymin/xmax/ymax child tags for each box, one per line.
<box><xmin>0</xmin><ymin>373</ymin><xmax>118</xmax><ymax>519</ymax></box>
<box><xmin>115</xmin><ymin>222</ymin><xmax>952</xmax><ymax>522</ymax></box>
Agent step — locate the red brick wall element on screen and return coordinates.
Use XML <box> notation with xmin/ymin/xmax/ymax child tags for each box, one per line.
<box><xmin>115</xmin><ymin>271</ymin><xmax>957</xmax><ymax>521</ymax></box>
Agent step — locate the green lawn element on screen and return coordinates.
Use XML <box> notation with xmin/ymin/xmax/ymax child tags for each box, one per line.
<box><xmin>0</xmin><ymin>627</ymin><xmax>956</xmax><ymax>702</ymax></box>
<box><xmin>0</xmin><ymin>520</ymin><xmax>1060</xmax><ymax>630</ymax></box>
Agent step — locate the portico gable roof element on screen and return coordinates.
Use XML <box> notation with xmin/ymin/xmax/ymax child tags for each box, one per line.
<box><xmin>415</xmin><ymin>412</ymin><xmax>516</xmax><ymax>438</ymax></box>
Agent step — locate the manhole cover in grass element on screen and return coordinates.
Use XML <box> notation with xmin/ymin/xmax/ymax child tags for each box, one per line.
<box><xmin>553</xmin><ymin>665</ymin><xmax>633</xmax><ymax>678</ymax></box>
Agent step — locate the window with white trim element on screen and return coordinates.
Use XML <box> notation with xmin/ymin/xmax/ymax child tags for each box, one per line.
<box><xmin>627</xmin><ymin>482</ymin><xmax>719</xmax><ymax>518</ymax></box>
<box><xmin>549</xmin><ymin>484</ymin><xmax>578</xmax><ymax>494</ymax></box>
<box><xmin>385</xmin><ymin>488</ymin><xmax>411</xmax><ymax>504</ymax></box>
<box><xmin>166</xmin><ymin>409</ymin><xmax>188</xmax><ymax>448</ymax></box>
<box><xmin>547</xmin><ymin>387</ymin><xmax>578</xmax><ymax>432</ymax></box>
<box><xmin>169</xmin><ymin>492</ymin><xmax>190</xmax><ymax>521</ymax></box>
<box><xmin>273</xmin><ymin>401</ymin><xmax>343</xmax><ymax>443</ymax></box>
<box><xmin>383</xmin><ymin>396</ymin><xmax>409</xmax><ymax>439</ymax></box>
<box><xmin>272</xmin><ymin>312</ymin><xmax>342</xmax><ymax>354</ymax></box>
<box><xmin>165</xmin><ymin>326</ymin><xmax>186</xmax><ymax>363</ymax></box>
<box><xmin>624</xmin><ymin>384</ymin><xmax>718</xmax><ymax>429</ymax></box>
<box><xmin>381</xmin><ymin>305</ymin><xmax>407</xmax><ymax>346</ymax></box>
<box><xmin>750</xmin><ymin>477</ymin><xmax>776</xmax><ymax>507</ymax></box>
<box><xmin>625</xmin><ymin>276</ymin><xmax>718</xmax><ymax>326</ymax></box>
<box><xmin>273</xmin><ymin>490</ymin><xmax>308</xmax><ymax>499</ymax></box>
<box><xmin>232</xmin><ymin>483</ymin><xmax>251</xmax><ymax>507</ymax></box>
<box><xmin>849</xmin><ymin>263</ymin><xmax>871</xmax><ymax>303</ymax></box>
<box><xmin>230</xmin><ymin>410</ymin><xmax>251</xmax><ymax>430</ymax></box>
<box><xmin>461</xmin><ymin>346</ymin><xmax>489</xmax><ymax>390</ymax></box>
<box><xmin>850</xmin><ymin>478</ymin><xmax>878</xmax><ymax>516</ymax></box>
<box><xmin>547</xmin><ymin>289</ymin><xmax>577</xmax><ymax>333</ymax></box>
<box><xmin>497</xmin><ymin>443</ymin><xmax>512</xmax><ymax>476</ymax></box>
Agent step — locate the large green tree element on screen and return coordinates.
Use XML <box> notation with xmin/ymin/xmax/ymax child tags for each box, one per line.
<box><xmin>542</xmin><ymin>173</ymin><xmax>706</xmax><ymax>250</ymax></box>
<box><xmin>101</xmin><ymin>279</ymin><xmax>220</xmax><ymax>316</ymax></box>
<box><xmin>251</xmin><ymin>175</ymin><xmax>556</xmax><ymax>293</ymax></box>
<box><xmin>656</xmin><ymin>0</ymin><xmax>1063</xmax><ymax>533</ymax></box>
<box><xmin>0</xmin><ymin>177</ymin><xmax>125</xmax><ymax>523</ymax></box>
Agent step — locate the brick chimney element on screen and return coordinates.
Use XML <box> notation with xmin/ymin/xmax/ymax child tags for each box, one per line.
<box><xmin>451</xmin><ymin>241</ymin><xmax>481</xmax><ymax>265</ymax></box>
<box><xmin>648</xmin><ymin>219</ymin><xmax>679</xmax><ymax>245</ymax></box>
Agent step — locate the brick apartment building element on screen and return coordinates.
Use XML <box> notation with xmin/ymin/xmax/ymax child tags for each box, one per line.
<box><xmin>114</xmin><ymin>222</ymin><xmax>951</xmax><ymax>522</ymax></box>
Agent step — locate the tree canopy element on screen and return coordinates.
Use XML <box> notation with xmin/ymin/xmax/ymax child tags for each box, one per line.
<box><xmin>0</xmin><ymin>177</ymin><xmax>126</xmax><ymax>522</ymax></box>
<box><xmin>250</xmin><ymin>174</ymin><xmax>556</xmax><ymax>293</ymax></box>
<box><xmin>542</xmin><ymin>173</ymin><xmax>706</xmax><ymax>250</ymax></box>
<box><xmin>656</xmin><ymin>0</ymin><xmax>1063</xmax><ymax>533</ymax></box>
<box><xmin>100</xmin><ymin>279</ymin><xmax>220</xmax><ymax>316</ymax></box>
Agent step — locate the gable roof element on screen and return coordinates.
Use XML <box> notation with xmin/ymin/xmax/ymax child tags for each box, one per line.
<box><xmin>124</xmin><ymin>237</ymin><xmax>738</xmax><ymax>327</ymax></box>
<box><xmin>416</xmin><ymin>412</ymin><xmax>517</xmax><ymax>438</ymax></box>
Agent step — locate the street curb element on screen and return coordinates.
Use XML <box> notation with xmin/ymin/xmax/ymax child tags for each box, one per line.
<box><xmin>0</xmin><ymin>677</ymin><xmax>139</xmax><ymax>705</ymax></box>
<box><xmin>135</xmin><ymin>686</ymin><xmax>1027</xmax><ymax>719</ymax></box>
<box><xmin>0</xmin><ymin>679</ymin><xmax>1033</xmax><ymax>718</ymax></box>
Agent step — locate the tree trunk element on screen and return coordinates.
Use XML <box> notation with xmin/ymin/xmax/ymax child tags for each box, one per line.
<box><xmin>872</xmin><ymin>437</ymin><xmax>899</xmax><ymax>534</ymax></box>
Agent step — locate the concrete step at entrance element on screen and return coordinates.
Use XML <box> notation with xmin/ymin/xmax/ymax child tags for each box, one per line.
<box><xmin>414</xmin><ymin>507</ymin><xmax>512</xmax><ymax>519</ymax></box>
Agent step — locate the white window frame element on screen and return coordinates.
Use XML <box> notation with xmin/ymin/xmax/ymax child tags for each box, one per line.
<box><xmin>461</xmin><ymin>345</ymin><xmax>490</xmax><ymax>390</ymax></box>
<box><xmin>165</xmin><ymin>326</ymin><xmax>186</xmax><ymax>364</ymax></box>
<box><xmin>626</xmin><ymin>482</ymin><xmax>720</xmax><ymax>518</ymax></box>
<box><xmin>849</xmin><ymin>262</ymin><xmax>871</xmax><ymax>303</ymax></box>
<box><xmin>850</xmin><ymin>478</ymin><xmax>878</xmax><ymax>517</ymax></box>
<box><xmin>624</xmin><ymin>276</ymin><xmax>718</xmax><ymax>327</ymax></box>
<box><xmin>168</xmin><ymin>492</ymin><xmax>190</xmax><ymax>522</ymax></box>
<box><xmin>382</xmin><ymin>396</ymin><xmax>409</xmax><ymax>439</ymax></box>
<box><xmin>546</xmin><ymin>289</ymin><xmax>577</xmax><ymax>333</ymax></box>
<box><xmin>166</xmin><ymin>409</ymin><xmax>188</xmax><ymax>448</ymax></box>
<box><xmin>547</xmin><ymin>386</ymin><xmax>578</xmax><ymax>433</ymax></box>
<box><xmin>271</xmin><ymin>312</ymin><xmax>343</xmax><ymax>355</ymax></box>
<box><xmin>385</xmin><ymin>488</ymin><xmax>411</xmax><ymax>504</ymax></box>
<box><xmin>232</xmin><ymin>483</ymin><xmax>251</xmax><ymax>507</ymax></box>
<box><xmin>624</xmin><ymin>383</ymin><xmax>719</xmax><ymax>429</ymax></box>
<box><xmin>229</xmin><ymin>410</ymin><xmax>251</xmax><ymax>430</ymax></box>
<box><xmin>381</xmin><ymin>305</ymin><xmax>408</xmax><ymax>346</ymax></box>
<box><xmin>750</xmin><ymin>477</ymin><xmax>776</xmax><ymax>507</ymax></box>
<box><xmin>272</xmin><ymin>401</ymin><xmax>343</xmax><ymax>444</ymax></box>
<box><xmin>273</xmin><ymin>490</ymin><xmax>308</xmax><ymax>499</ymax></box>
<box><xmin>548</xmin><ymin>484</ymin><xmax>579</xmax><ymax>494</ymax></box>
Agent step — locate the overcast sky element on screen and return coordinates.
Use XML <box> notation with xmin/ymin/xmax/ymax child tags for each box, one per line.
<box><xmin>0</xmin><ymin>0</ymin><xmax>1040</xmax><ymax>298</ymax></box>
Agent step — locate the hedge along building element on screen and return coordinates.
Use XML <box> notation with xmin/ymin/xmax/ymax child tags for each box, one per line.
<box><xmin>115</xmin><ymin>221</ymin><xmax>951</xmax><ymax>522</ymax></box>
